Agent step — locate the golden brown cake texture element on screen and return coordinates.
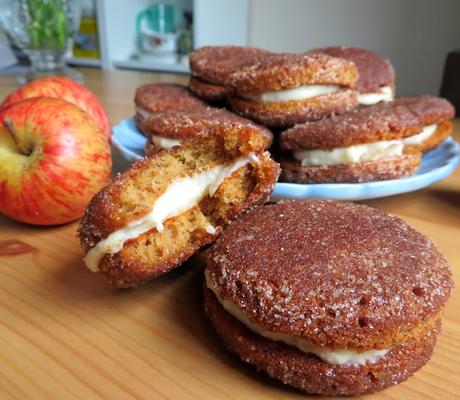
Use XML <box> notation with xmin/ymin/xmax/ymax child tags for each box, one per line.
<box><xmin>78</xmin><ymin>124</ymin><xmax>280</xmax><ymax>288</ymax></box>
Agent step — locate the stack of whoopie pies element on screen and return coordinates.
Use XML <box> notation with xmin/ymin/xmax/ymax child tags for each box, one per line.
<box><xmin>134</xmin><ymin>44</ymin><xmax>454</xmax><ymax>184</ymax></box>
<box><xmin>79</xmin><ymin>44</ymin><xmax>455</xmax><ymax>396</ymax></box>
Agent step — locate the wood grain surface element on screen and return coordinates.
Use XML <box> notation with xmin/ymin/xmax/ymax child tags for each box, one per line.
<box><xmin>0</xmin><ymin>68</ymin><xmax>459</xmax><ymax>400</ymax></box>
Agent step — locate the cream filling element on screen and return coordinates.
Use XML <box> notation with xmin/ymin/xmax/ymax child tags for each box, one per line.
<box><xmin>136</xmin><ymin>106</ymin><xmax>152</xmax><ymax>119</ymax></box>
<box><xmin>240</xmin><ymin>84</ymin><xmax>340</xmax><ymax>103</ymax></box>
<box><xmin>151</xmin><ymin>135</ymin><xmax>182</xmax><ymax>150</ymax></box>
<box><xmin>358</xmin><ymin>86</ymin><xmax>394</xmax><ymax>106</ymax></box>
<box><xmin>293</xmin><ymin>124</ymin><xmax>437</xmax><ymax>167</ymax></box>
<box><xmin>205</xmin><ymin>271</ymin><xmax>389</xmax><ymax>366</ymax></box>
<box><xmin>84</xmin><ymin>155</ymin><xmax>255</xmax><ymax>272</ymax></box>
<box><xmin>205</xmin><ymin>224</ymin><xmax>216</xmax><ymax>235</ymax></box>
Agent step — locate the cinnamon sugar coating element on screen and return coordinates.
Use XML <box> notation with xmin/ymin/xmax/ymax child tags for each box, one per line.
<box><xmin>280</xmin><ymin>154</ymin><xmax>420</xmax><ymax>183</ymax></box>
<box><xmin>205</xmin><ymin>200</ymin><xmax>453</xmax><ymax>351</ymax></box>
<box><xmin>397</xmin><ymin>96</ymin><xmax>455</xmax><ymax>126</ymax></box>
<box><xmin>134</xmin><ymin>83</ymin><xmax>206</xmax><ymax>114</ymax></box>
<box><xmin>310</xmin><ymin>46</ymin><xmax>395</xmax><ymax>93</ymax></box>
<box><xmin>226</xmin><ymin>53</ymin><xmax>358</xmax><ymax>94</ymax></box>
<box><xmin>139</xmin><ymin>107</ymin><xmax>272</xmax><ymax>140</ymax></box>
<box><xmin>280</xmin><ymin>96</ymin><xmax>455</xmax><ymax>150</ymax></box>
<box><xmin>189</xmin><ymin>46</ymin><xmax>270</xmax><ymax>85</ymax></box>
<box><xmin>204</xmin><ymin>288</ymin><xmax>440</xmax><ymax>396</ymax></box>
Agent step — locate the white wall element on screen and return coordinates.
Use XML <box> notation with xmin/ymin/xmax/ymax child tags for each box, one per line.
<box><xmin>248</xmin><ymin>0</ymin><xmax>460</xmax><ymax>95</ymax></box>
<box><xmin>194</xmin><ymin>0</ymin><xmax>249</xmax><ymax>47</ymax></box>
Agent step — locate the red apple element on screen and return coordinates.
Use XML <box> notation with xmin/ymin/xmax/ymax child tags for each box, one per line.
<box><xmin>0</xmin><ymin>97</ymin><xmax>112</xmax><ymax>225</ymax></box>
<box><xmin>0</xmin><ymin>76</ymin><xmax>111</xmax><ymax>138</ymax></box>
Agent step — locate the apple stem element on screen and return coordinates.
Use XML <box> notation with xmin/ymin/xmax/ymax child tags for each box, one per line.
<box><xmin>4</xmin><ymin>118</ymin><xmax>31</xmax><ymax>156</ymax></box>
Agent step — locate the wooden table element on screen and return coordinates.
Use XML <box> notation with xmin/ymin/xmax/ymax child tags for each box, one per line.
<box><xmin>0</xmin><ymin>68</ymin><xmax>459</xmax><ymax>400</ymax></box>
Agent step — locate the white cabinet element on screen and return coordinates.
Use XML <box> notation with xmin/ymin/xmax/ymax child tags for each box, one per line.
<box><xmin>69</xmin><ymin>0</ymin><xmax>249</xmax><ymax>73</ymax></box>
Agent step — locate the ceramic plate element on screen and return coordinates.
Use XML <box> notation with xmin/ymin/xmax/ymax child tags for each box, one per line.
<box><xmin>112</xmin><ymin>117</ymin><xmax>460</xmax><ymax>201</ymax></box>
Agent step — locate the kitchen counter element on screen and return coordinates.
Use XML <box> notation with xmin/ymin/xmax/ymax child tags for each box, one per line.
<box><xmin>0</xmin><ymin>68</ymin><xmax>458</xmax><ymax>400</ymax></box>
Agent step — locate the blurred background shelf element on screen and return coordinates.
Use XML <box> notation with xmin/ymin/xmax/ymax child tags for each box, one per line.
<box><xmin>67</xmin><ymin>0</ymin><xmax>249</xmax><ymax>74</ymax></box>
<box><xmin>67</xmin><ymin>57</ymin><xmax>102</xmax><ymax>68</ymax></box>
<box><xmin>113</xmin><ymin>59</ymin><xmax>189</xmax><ymax>73</ymax></box>
<box><xmin>4</xmin><ymin>0</ymin><xmax>458</xmax><ymax>95</ymax></box>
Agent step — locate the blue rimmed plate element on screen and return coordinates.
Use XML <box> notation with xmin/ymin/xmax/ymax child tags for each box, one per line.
<box><xmin>112</xmin><ymin>117</ymin><xmax>460</xmax><ymax>201</ymax></box>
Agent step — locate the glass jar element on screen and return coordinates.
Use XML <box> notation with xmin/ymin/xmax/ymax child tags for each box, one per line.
<box><xmin>0</xmin><ymin>0</ymin><xmax>82</xmax><ymax>83</ymax></box>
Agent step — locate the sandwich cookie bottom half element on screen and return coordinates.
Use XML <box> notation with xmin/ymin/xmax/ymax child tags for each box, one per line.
<box><xmin>204</xmin><ymin>200</ymin><xmax>453</xmax><ymax>396</ymax></box>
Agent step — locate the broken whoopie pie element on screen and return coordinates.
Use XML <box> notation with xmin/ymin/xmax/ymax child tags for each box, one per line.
<box><xmin>79</xmin><ymin>123</ymin><xmax>279</xmax><ymax>287</ymax></box>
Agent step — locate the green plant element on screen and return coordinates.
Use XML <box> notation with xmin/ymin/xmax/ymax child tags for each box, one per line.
<box><xmin>25</xmin><ymin>0</ymin><xmax>68</xmax><ymax>50</ymax></box>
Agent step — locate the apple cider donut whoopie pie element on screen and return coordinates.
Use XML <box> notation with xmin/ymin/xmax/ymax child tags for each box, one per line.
<box><xmin>142</xmin><ymin>107</ymin><xmax>273</xmax><ymax>155</ymax></box>
<box><xmin>204</xmin><ymin>200</ymin><xmax>453</xmax><ymax>396</ymax></box>
<box><xmin>310</xmin><ymin>46</ymin><xmax>396</xmax><ymax>105</ymax></box>
<box><xmin>189</xmin><ymin>46</ymin><xmax>270</xmax><ymax>102</ymax></box>
<box><xmin>226</xmin><ymin>53</ymin><xmax>359</xmax><ymax>127</ymax></box>
<box><xmin>134</xmin><ymin>83</ymin><xmax>206</xmax><ymax>131</ymax></box>
<box><xmin>78</xmin><ymin>124</ymin><xmax>280</xmax><ymax>288</ymax></box>
<box><xmin>279</xmin><ymin>95</ymin><xmax>454</xmax><ymax>183</ymax></box>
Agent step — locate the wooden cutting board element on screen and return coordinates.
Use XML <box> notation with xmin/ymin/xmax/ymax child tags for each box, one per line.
<box><xmin>0</xmin><ymin>69</ymin><xmax>459</xmax><ymax>399</ymax></box>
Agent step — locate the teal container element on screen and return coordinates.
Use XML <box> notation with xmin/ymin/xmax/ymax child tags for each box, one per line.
<box><xmin>136</xmin><ymin>4</ymin><xmax>175</xmax><ymax>48</ymax></box>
